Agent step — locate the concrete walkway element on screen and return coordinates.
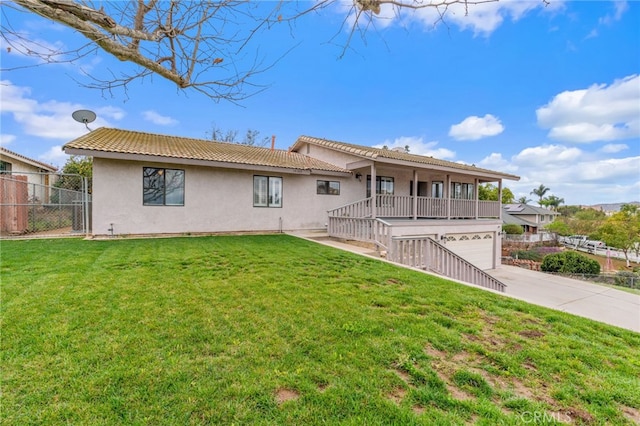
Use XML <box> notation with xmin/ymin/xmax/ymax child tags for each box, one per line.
<box><xmin>289</xmin><ymin>231</ymin><xmax>640</xmax><ymax>333</ymax></box>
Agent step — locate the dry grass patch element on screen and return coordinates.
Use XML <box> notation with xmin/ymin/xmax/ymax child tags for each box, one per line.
<box><xmin>275</xmin><ymin>388</ymin><xmax>300</xmax><ymax>404</ymax></box>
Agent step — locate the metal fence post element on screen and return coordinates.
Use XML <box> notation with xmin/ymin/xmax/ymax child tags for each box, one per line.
<box><xmin>83</xmin><ymin>176</ymin><xmax>89</xmax><ymax>237</ymax></box>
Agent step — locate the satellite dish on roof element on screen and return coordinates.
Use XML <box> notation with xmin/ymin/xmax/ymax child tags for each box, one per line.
<box><xmin>72</xmin><ymin>109</ymin><xmax>97</xmax><ymax>131</ymax></box>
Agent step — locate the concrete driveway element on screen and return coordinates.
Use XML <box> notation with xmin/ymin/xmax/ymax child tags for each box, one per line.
<box><xmin>487</xmin><ymin>266</ymin><xmax>640</xmax><ymax>333</ymax></box>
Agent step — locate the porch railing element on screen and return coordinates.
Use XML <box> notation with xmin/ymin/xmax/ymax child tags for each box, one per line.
<box><xmin>390</xmin><ymin>236</ymin><xmax>507</xmax><ymax>292</ymax></box>
<box><xmin>328</xmin><ymin>195</ymin><xmax>500</xmax><ymax>219</ymax></box>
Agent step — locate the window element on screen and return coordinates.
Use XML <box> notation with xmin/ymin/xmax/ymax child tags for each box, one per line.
<box><xmin>254</xmin><ymin>176</ymin><xmax>282</xmax><ymax>207</ymax></box>
<box><xmin>451</xmin><ymin>182</ymin><xmax>474</xmax><ymax>199</ymax></box>
<box><xmin>466</xmin><ymin>183</ymin><xmax>475</xmax><ymax>199</ymax></box>
<box><xmin>143</xmin><ymin>167</ymin><xmax>185</xmax><ymax>206</ymax></box>
<box><xmin>366</xmin><ymin>176</ymin><xmax>394</xmax><ymax>197</ymax></box>
<box><xmin>317</xmin><ymin>180</ymin><xmax>340</xmax><ymax>195</ymax></box>
<box><xmin>0</xmin><ymin>161</ymin><xmax>11</xmax><ymax>173</ymax></box>
<box><xmin>432</xmin><ymin>181</ymin><xmax>443</xmax><ymax>198</ymax></box>
<box><xmin>409</xmin><ymin>181</ymin><xmax>429</xmax><ymax>196</ymax></box>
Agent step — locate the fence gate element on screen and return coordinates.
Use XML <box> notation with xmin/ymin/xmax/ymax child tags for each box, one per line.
<box><xmin>0</xmin><ymin>172</ymin><xmax>91</xmax><ymax>238</ymax></box>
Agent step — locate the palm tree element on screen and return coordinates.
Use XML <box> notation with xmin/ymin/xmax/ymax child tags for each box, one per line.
<box><xmin>530</xmin><ymin>184</ymin><xmax>550</xmax><ymax>206</ymax></box>
<box><xmin>544</xmin><ymin>195</ymin><xmax>565</xmax><ymax>211</ymax></box>
<box><xmin>516</xmin><ymin>196</ymin><xmax>531</xmax><ymax>204</ymax></box>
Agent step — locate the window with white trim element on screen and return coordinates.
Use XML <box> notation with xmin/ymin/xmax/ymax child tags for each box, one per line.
<box><xmin>254</xmin><ymin>176</ymin><xmax>282</xmax><ymax>207</ymax></box>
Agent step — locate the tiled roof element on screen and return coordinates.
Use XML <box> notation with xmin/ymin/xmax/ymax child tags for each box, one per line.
<box><xmin>504</xmin><ymin>204</ymin><xmax>559</xmax><ymax>215</ymax></box>
<box><xmin>502</xmin><ymin>212</ymin><xmax>536</xmax><ymax>226</ymax></box>
<box><xmin>292</xmin><ymin>135</ymin><xmax>520</xmax><ymax>181</ymax></box>
<box><xmin>63</xmin><ymin>128</ymin><xmax>351</xmax><ymax>174</ymax></box>
<box><xmin>0</xmin><ymin>147</ymin><xmax>58</xmax><ymax>171</ymax></box>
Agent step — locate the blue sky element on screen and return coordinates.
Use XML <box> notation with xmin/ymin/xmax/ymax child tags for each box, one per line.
<box><xmin>1</xmin><ymin>0</ymin><xmax>638</xmax><ymax>206</ymax></box>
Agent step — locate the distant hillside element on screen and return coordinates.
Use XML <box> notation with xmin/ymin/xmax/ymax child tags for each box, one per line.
<box><xmin>587</xmin><ymin>201</ymin><xmax>640</xmax><ymax>212</ymax></box>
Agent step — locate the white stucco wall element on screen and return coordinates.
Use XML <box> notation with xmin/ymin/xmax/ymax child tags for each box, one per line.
<box><xmin>92</xmin><ymin>158</ymin><xmax>364</xmax><ymax>236</ymax></box>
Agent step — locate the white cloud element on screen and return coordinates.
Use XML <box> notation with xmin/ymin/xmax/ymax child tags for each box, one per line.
<box><xmin>600</xmin><ymin>143</ymin><xmax>628</xmax><ymax>154</ymax></box>
<box><xmin>491</xmin><ymin>142</ymin><xmax>640</xmax><ymax>205</ymax></box>
<box><xmin>449</xmin><ymin>114</ymin><xmax>504</xmax><ymax>141</ymax></box>
<box><xmin>536</xmin><ymin>74</ymin><xmax>640</xmax><ymax>143</ymax></box>
<box><xmin>0</xmin><ymin>31</ymin><xmax>68</xmax><ymax>64</ymax></box>
<box><xmin>477</xmin><ymin>152</ymin><xmax>518</xmax><ymax>173</ymax></box>
<box><xmin>375</xmin><ymin>136</ymin><xmax>455</xmax><ymax>159</ymax></box>
<box><xmin>142</xmin><ymin>110</ymin><xmax>178</xmax><ymax>126</ymax></box>
<box><xmin>0</xmin><ymin>80</ymin><xmax>124</xmax><ymax>140</ymax></box>
<box><xmin>599</xmin><ymin>0</ymin><xmax>628</xmax><ymax>25</ymax></box>
<box><xmin>39</xmin><ymin>145</ymin><xmax>69</xmax><ymax>168</ymax></box>
<box><xmin>512</xmin><ymin>144</ymin><xmax>583</xmax><ymax>167</ymax></box>
<box><xmin>0</xmin><ymin>134</ymin><xmax>16</xmax><ymax>147</ymax></box>
<box><xmin>342</xmin><ymin>0</ymin><xmax>563</xmax><ymax>36</ymax></box>
<box><xmin>409</xmin><ymin>0</ymin><xmax>561</xmax><ymax>36</ymax></box>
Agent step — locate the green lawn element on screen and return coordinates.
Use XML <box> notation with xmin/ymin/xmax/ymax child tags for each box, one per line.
<box><xmin>2</xmin><ymin>235</ymin><xmax>639</xmax><ymax>425</ymax></box>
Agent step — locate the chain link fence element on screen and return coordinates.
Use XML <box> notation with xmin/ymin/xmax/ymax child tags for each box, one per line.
<box><xmin>555</xmin><ymin>271</ymin><xmax>640</xmax><ymax>290</ymax></box>
<box><xmin>0</xmin><ymin>172</ymin><xmax>91</xmax><ymax>237</ymax></box>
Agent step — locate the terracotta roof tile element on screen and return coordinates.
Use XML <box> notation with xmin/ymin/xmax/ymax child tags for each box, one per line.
<box><xmin>63</xmin><ymin>128</ymin><xmax>350</xmax><ymax>174</ymax></box>
<box><xmin>292</xmin><ymin>135</ymin><xmax>520</xmax><ymax>181</ymax></box>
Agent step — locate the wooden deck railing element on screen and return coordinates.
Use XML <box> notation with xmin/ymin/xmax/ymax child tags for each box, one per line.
<box><xmin>389</xmin><ymin>236</ymin><xmax>507</xmax><ymax>292</ymax></box>
<box><xmin>328</xmin><ymin>196</ymin><xmax>500</xmax><ymax>219</ymax></box>
<box><xmin>327</xmin><ymin>217</ymin><xmax>392</xmax><ymax>250</ymax></box>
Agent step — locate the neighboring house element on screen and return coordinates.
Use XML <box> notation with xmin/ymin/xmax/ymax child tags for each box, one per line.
<box><xmin>502</xmin><ymin>204</ymin><xmax>559</xmax><ymax>234</ymax></box>
<box><xmin>63</xmin><ymin>128</ymin><xmax>520</xmax><ymax>270</ymax></box>
<box><xmin>0</xmin><ymin>147</ymin><xmax>58</xmax><ymax>234</ymax></box>
<box><xmin>0</xmin><ymin>147</ymin><xmax>58</xmax><ymax>196</ymax></box>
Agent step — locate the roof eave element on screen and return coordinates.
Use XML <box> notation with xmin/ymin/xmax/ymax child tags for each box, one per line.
<box><xmin>0</xmin><ymin>148</ymin><xmax>58</xmax><ymax>172</ymax></box>
<box><xmin>65</xmin><ymin>147</ymin><xmax>348</xmax><ymax>175</ymax></box>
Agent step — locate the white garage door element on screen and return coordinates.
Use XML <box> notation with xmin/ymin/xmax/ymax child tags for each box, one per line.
<box><xmin>444</xmin><ymin>233</ymin><xmax>495</xmax><ymax>270</ymax></box>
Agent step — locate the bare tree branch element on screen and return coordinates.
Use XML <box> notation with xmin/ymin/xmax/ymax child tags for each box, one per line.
<box><xmin>1</xmin><ymin>0</ymin><xmax>533</xmax><ymax>101</ymax></box>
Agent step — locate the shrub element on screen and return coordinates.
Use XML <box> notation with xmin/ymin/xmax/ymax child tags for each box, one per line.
<box><xmin>510</xmin><ymin>247</ymin><xmax>562</xmax><ymax>262</ymax></box>
<box><xmin>502</xmin><ymin>224</ymin><xmax>523</xmax><ymax>235</ymax></box>
<box><xmin>511</xmin><ymin>250</ymin><xmax>543</xmax><ymax>262</ymax></box>
<box><xmin>541</xmin><ymin>251</ymin><xmax>600</xmax><ymax>274</ymax></box>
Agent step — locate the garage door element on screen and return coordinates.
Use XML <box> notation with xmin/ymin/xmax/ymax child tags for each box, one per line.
<box><xmin>444</xmin><ymin>233</ymin><xmax>494</xmax><ymax>270</ymax></box>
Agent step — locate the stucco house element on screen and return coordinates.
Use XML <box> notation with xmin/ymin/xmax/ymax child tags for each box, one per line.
<box><xmin>0</xmin><ymin>147</ymin><xmax>58</xmax><ymax>199</ymax></box>
<box><xmin>63</xmin><ymin>128</ymin><xmax>520</xmax><ymax>272</ymax></box>
<box><xmin>0</xmin><ymin>148</ymin><xmax>59</xmax><ymax>234</ymax></box>
<box><xmin>502</xmin><ymin>204</ymin><xmax>559</xmax><ymax>234</ymax></box>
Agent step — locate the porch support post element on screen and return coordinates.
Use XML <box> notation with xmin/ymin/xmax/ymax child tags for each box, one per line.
<box><xmin>498</xmin><ymin>180</ymin><xmax>503</xmax><ymax>220</ymax></box>
<box><xmin>474</xmin><ymin>178</ymin><xmax>479</xmax><ymax>219</ymax></box>
<box><xmin>446</xmin><ymin>174</ymin><xmax>451</xmax><ymax>220</ymax></box>
<box><xmin>371</xmin><ymin>163</ymin><xmax>377</xmax><ymax>219</ymax></box>
<box><xmin>412</xmin><ymin>170</ymin><xmax>418</xmax><ymax>220</ymax></box>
